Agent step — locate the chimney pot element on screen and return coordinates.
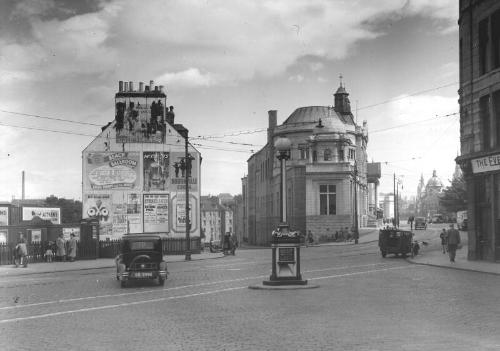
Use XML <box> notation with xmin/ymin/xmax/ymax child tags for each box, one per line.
<box><xmin>129</xmin><ymin>81</ymin><xmax>134</xmax><ymax>92</ymax></box>
<box><xmin>159</xmin><ymin>85</ymin><xmax>164</xmax><ymax>93</ymax></box>
<box><xmin>124</xmin><ymin>82</ymin><xmax>129</xmax><ymax>92</ymax></box>
<box><xmin>150</xmin><ymin>80</ymin><xmax>154</xmax><ymax>90</ymax></box>
<box><xmin>139</xmin><ymin>82</ymin><xmax>144</xmax><ymax>92</ymax></box>
<box><xmin>118</xmin><ymin>81</ymin><xmax>123</xmax><ymax>92</ymax></box>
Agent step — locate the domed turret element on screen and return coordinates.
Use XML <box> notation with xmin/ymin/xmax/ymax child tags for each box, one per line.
<box><xmin>426</xmin><ymin>170</ymin><xmax>443</xmax><ymax>190</ymax></box>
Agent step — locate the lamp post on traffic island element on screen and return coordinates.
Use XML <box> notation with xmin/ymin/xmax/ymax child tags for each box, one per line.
<box><xmin>263</xmin><ymin>136</ymin><xmax>307</xmax><ymax>286</ymax></box>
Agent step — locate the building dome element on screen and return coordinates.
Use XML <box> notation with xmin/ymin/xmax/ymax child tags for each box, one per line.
<box><xmin>426</xmin><ymin>170</ymin><xmax>443</xmax><ymax>189</ymax></box>
<box><xmin>313</xmin><ymin>112</ymin><xmax>346</xmax><ymax>135</ymax></box>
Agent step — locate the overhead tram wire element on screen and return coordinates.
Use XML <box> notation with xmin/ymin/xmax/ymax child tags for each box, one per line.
<box><xmin>0</xmin><ymin>109</ymin><xmax>103</xmax><ymax>127</ymax></box>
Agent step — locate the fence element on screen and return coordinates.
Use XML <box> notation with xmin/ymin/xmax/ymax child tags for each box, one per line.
<box><xmin>0</xmin><ymin>237</ymin><xmax>201</xmax><ymax>265</ymax></box>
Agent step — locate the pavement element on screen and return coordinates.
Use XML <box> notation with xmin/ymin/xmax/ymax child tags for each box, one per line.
<box><xmin>1</xmin><ymin>227</ymin><xmax>499</xmax><ymax>277</ymax></box>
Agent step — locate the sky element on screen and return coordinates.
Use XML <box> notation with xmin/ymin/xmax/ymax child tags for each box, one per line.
<box><xmin>0</xmin><ymin>0</ymin><xmax>460</xmax><ymax>201</ymax></box>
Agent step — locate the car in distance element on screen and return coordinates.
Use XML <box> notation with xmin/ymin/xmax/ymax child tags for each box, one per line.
<box><xmin>414</xmin><ymin>217</ymin><xmax>427</xmax><ymax>230</ymax></box>
<box><xmin>115</xmin><ymin>234</ymin><xmax>168</xmax><ymax>287</ymax></box>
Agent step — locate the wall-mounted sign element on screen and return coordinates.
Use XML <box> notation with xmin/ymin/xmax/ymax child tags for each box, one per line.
<box><xmin>143</xmin><ymin>152</ymin><xmax>169</xmax><ymax>191</ymax></box>
<box><xmin>85</xmin><ymin>152</ymin><xmax>140</xmax><ymax>190</ymax></box>
<box><xmin>0</xmin><ymin>230</ymin><xmax>7</xmax><ymax>243</ymax></box>
<box><xmin>63</xmin><ymin>227</ymin><xmax>80</xmax><ymax>241</ymax></box>
<box><xmin>115</xmin><ymin>97</ymin><xmax>167</xmax><ymax>144</ymax></box>
<box><xmin>22</xmin><ymin>207</ymin><xmax>61</xmax><ymax>224</ymax></box>
<box><xmin>170</xmin><ymin>152</ymin><xmax>198</xmax><ymax>191</ymax></box>
<box><xmin>30</xmin><ymin>229</ymin><xmax>42</xmax><ymax>242</ymax></box>
<box><xmin>143</xmin><ymin>194</ymin><xmax>169</xmax><ymax>233</ymax></box>
<box><xmin>472</xmin><ymin>154</ymin><xmax>500</xmax><ymax>174</ymax></box>
<box><xmin>0</xmin><ymin>207</ymin><xmax>8</xmax><ymax>226</ymax></box>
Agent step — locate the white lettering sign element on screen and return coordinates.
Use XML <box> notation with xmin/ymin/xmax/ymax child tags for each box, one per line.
<box><xmin>472</xmin><ymin>154</ymin><xmax>500</xmax><ymax>174</ymax></box>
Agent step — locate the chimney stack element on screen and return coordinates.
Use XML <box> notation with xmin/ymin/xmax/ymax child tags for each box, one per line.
<box><xmin>118</xmin><ymin>81</ymin><xmax>123</xmax><ymax>92</ymax></box>
<box><xmin>268</xmin><ymin>110</ymin><xmax>277</xmax><ymax>145</ymax></box>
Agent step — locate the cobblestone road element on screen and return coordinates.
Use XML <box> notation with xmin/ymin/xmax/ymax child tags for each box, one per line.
<box><xmin>1</xmin><ymin>241</ymin><xmax>499</xmax><ymax>351</ymax></box>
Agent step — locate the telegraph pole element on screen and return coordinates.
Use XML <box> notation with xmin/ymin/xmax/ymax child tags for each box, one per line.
<box><xmin>177</xmin><ymin>124</ymin><xmax>191</xmax><ymax>261</ymax></box>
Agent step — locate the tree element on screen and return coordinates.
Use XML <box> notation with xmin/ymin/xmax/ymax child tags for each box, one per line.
<box><xmin>439</xmin><ymin>175</ymin><xmax>467</xmax><ymax>214</ymax></box>
<box><xmin>45</xmin><ymin>195</ymin><xmax>82</xmax><ymax>223</ymax></box>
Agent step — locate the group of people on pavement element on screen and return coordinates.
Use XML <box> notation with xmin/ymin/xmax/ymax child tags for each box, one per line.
<box><xmin>440</xmin><ymin>224</ymin><xmax>461</xmax><ymax>263</ymax></box>
<box><xmin>13</xmin><ymin>232</ymin><xmax>78</xmax><ymax>267</ymax></box>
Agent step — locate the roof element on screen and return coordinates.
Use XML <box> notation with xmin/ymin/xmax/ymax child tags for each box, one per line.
<box><xmin>283</xmin><ymin>106</ymin><xmax>355</xmax><ymax>127</ymax></box>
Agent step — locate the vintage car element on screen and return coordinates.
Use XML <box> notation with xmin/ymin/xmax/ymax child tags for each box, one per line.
<box><xmin>115</xmin><ymin>234</ymin><xmax>168</xmax><ymax>287</ymax></box>
<box><xmin>378</xmin><ymin>228</ymin><xmax>413</xmax><ymax>258</ymax></box>
<box><xmin>414</xmin><ymin>217</ymin><xmax>427</xmax><ymax>230</ymax></box>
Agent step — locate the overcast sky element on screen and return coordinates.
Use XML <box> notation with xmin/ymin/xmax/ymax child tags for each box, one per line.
<box><xmin>0</xmin><ymin>0</ymin><xmax>459</xmax><ymax>201</ymax></box>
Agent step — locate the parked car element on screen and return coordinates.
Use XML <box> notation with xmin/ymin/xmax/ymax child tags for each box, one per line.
<box><xmin>414</xmin><ymin>217</ymin><xmax>427</xmax><ymax>230</ymax></box>
<box><xmin>115</xmin><ymin>234</ymin><xmax>168</xmax><ymax>288</ymax></box>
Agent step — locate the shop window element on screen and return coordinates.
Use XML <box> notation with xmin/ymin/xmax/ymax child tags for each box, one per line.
<box><xmin>324</xmin><ymin>149</ymin><xmax>332</xmax><ymax>161</ymax></box>
<box><xmin>479</xmin><ymin>18</ymin><xmax>489</xmax><ymax>75</ymax></box>
<box><xmin>319</xmin><ymin>184</ymin><xmax>336</xmax><ymax>215</ymax></box>
<box><xmin>479</xmin><ymin>94</ymin><xmax>491</xmax><ymax>150</ymax></box>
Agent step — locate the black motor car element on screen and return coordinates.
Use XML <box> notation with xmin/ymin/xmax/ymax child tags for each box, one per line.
<box><xmin>115</xmin><ymin>234</ymin><xmax>168</xmax><ymax>287</ymax></box>
<box><xmin>414</xmin><ymin>217</ymin><xmax>427</xmax><ymax>230</ymax></box>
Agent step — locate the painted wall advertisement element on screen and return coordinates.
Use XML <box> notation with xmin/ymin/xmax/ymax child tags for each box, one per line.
<box><xmin>85</xmin><ymin>152</ymin><xmax>140</xmax><ymax>190</ymax></box>
<box><xmin>84</xmin><ymin>194</ymin><xmax>113</xmax><ymax>239</ymax></box>
<box><xmin>143</xmin><ymin>194</ymin><xmax>169</xmax><ymax>233</ymax></box>
<box><xmin>143</xmin><ymin>152</ymin><xmax>169</xmax><ymax>191</ymax></box>
<box><xmin>22</xmin><ymin>207</ymin><xmax>61</xmax><ymax>224</ymax></box>
<box><xmin>127</xmin><ymin>193</ymin><xmax>142</xmax><ymax>233</ymax></box>
<box><xmin>173</xmin><ymin>194</ymin><xmax>197</xmax><ymax>233</ymax></box>
<box><xmin>0</xmin><ymin>207</ymin><xmax>8</xmax><ymax>226</ymax></box>
<box><xmin>115</xmin><ymin>97</ymin><xmax>169</xmax><ymax>144</ymax></box>
<box><xmin>170</xmin><ymin>152</ymin><xmax>198</xmax><ymax>191</ymax></box>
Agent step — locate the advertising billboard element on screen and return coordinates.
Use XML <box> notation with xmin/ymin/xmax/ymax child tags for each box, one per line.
<box><xmin>170</xmin><ymin>152</ymin><xmax>198</xmax><ymax>191</ymax></box>
<box><xmin>115</xmin><ymin>97</ymin><xmax>168</xmax><ymax>143</ymax></box>
<box><xmin>0</xmin><ymin>207</ymin><xmax>8</xmax><ymax>226</ymax></box>
<box><xmin>143</xmin><ymin>194</ymin><xmax>169</xmax><ymax>233</ymax></box>
<box><xmin>83</xmin><ymin>194</ymin><xmax>113</xmax><ymax>239</ymax></box>
<box><xmin>172</xmin><ymin>194</ymin><xmax>197</xmax><ymax>234</ymax></box>
<box><xmin>143</xmin><ymin>152</ymin><xmax>169</xmax><ymax>191</ymax></box>
<box><xmin>22</xmin><ymin>207</ymin><xmax>61</xmax><ymax>224</ymax></box>
<box><xmin>63</xmin><ymin>227</ymin><xmax>80</xmax><ymax>241</ymax></box>
<box><xmin>85</xmin><ymin>152</ymin><xmax>140</xmax><ymax>190</ymax></box>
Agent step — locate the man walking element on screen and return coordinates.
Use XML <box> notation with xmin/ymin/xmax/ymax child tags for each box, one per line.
<box><xmin>446</xmin><ymin>224</ymin><xmax>461</xmax><ymax>263</ymax></box>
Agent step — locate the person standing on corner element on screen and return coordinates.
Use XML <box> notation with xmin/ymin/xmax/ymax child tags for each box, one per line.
<box><xmin>68</xmin><ymin>233</ymin><xmax>77</xmax><ymax>262</ymax></box>
<box><xmin>56</xmin><ymin>233</ymin><xmax>66</xmax><ymax>262</ymax></box>
<box><xmin>440</xmin><ymin>228</ymin><xmax>448</xmax><ymax>254</ymax></box>
<box><xmin>446</xmin><ymin>224</ymin><xmax>461</xmax><ymax>263</ymax></box>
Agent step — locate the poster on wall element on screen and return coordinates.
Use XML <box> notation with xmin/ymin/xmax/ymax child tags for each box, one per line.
<box><xmin>0</xmin><ymin>230</ymin><xmax>6</xmax><ymax>243</ymax></box>
<box><xmin>63</xmin><ymin>227</ymin><xmax>80</xmax><ymax>240</ymax></box>
<box><xmin>30</xmin><ymin>229</ymin><xmax>42</xmax><ymax>242</ymax></box>
<box><xmin>126</xmin><ymin>193</ymin><xmax>142</xmax><ymax>233</ymax></box>
<box><xmin>0</xmin><ymin>207</ymin><xmax>8</xmax><ymax>225</ymax></box>
<box><xmin>143</xmin><ymin>152</ymin><xmax>169</xmax><ymax>191</ymax></box>
<box><xmin>173</xmin><ymin>194</ymin><xmax>197</xmax><ymax>233</ymax></box>
<box><xmin>22</xmin><ymin>207</ymin><xmax>61</xmax><ymax>224</ymax></box>
<box><xmin>115</xmin><ymin>97</ymin><xmax>169</xmax><ymax>143</ymax></box>
<box><xmin>83</xmin><ymin>194</ymin><xmax>114</xmax><ymax>240</ymax></box>
<box><xmin>170</xmin><ymin>152</ymin><xmax>198</xmax><ymax>191</ymax></box>
<box><xmin>143</xmin><ymin>194</ymin><xmax>169</xmax><ymax>233</ymax></box>
<box><xmin>85</xmin><ymin>152</ymin><xmax>140</xmax><ymax>190</ymax></box>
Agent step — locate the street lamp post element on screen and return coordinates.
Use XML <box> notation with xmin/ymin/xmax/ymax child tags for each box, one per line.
<box><xmin>353</xmin><ymin>162</ymin><xmax>359</xmax><ymax>244</ymax></box>
<box><xmin>263</xmin><ymin>137</ymin><xmax>307</xmax><ymax>286</ymax></box>
<box><xmin>177</xmin><ymin>125</ymin><xmax>191</xmax><ymax>261</ymax></box>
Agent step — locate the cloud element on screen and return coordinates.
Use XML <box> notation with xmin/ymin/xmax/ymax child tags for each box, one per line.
<box><xmin>289</xmin><ymin>74</ymin><xmax>304</xmax><ymax>82</ymax></box>
<box><xmin>156</xmin><ymin>68</ymin><xmax>219</xmax><ymax>88</ymax></box>
<box><xmin>0</xmin><ymin>0</ymin><xmax>458</xmax><ymax>88</ymax></box>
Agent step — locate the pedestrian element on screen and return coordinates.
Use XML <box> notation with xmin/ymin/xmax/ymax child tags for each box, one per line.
<box><xmin>44</xmin><ymin>242</ymin><xmax>54</xmax><ymax>263</ymax></box>
<box><xmin>344</xmin><ymin>227</ymin><xmax>351</xmax><ymax>242</ymax></box>
<box><xmin>306</xmin><ymin>230</ymin><xmax>314</xmax><ymax>247</ymax></box>
<box><xmin>408</xmin><ymin>215</ymin><xmax>415</xmax><ymax>231</ymax></box>
<box><xmin>68</xmin><ymin>233</ymin><xmax>77</xmax><ymax>262</ymax></box>
<box><xmin>440</xmin><ymin>228</ymin><xmax>448</xmax><ymax>254</ymax></box>
<box><xmin>446</xmin><ymin>224</ymin><xmax>461</xmax><ymax>263</ymax></box>
<box><xmin>56</xmin><ymin>233</ymin><xmax>66</xmax><ymax>262</ymax></box>
<box><xmin>14</xmin><ymin>234</ymin><xmax>28</xmax><ymax>268</ymax></box>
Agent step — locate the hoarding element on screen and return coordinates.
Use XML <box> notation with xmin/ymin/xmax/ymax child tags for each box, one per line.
<box><xmin>83</xmin><ymin>194</ymin><xmax>113</xmax><ymax>239</ymax></box>
<box><xmin>0</xmin><ymin>230</ymin><xmax>7</xmax><ymax>243</ymax></box>
<box><xmin>143</xmin><ymin>194</ymin><xmax>169</xmax><ymax>233</ymax></box>
<box><xmin>85</xmin><ymin>152</ymin><xmax>140</xmax><ymax>190</ymax></box>
<box><xmin>63</xmin><ymin>227</ymin><xmax>80</xmax><ymax>241</ymax></box>
<box><xmin>0</xmin><ymin>207</ymin><xmax>8</xmax><ymax>226</ymax></box>
<box><xmin>126</xmin><ymin>193</ymin><xmax>142</xmax><ymax>233</ymax></box>
<box><xmin>172</xmin><ymin>194</ymin><xmax>197</xmax><ymax>233</ymax></box>
<box><xmin>30</xmin><ymin>229</ymin><xmax>42</xmax><ymax>242</ymax></box>
<box><xmin>115</xmin><ymin>97</ymin><xmax>167</xmax><ymax>143</ymax></box>
<box><xmin>170</xmin><ymin>152</ymin><xmax>198</xmax><ymax>191</ymax></box>
<box><xmin>22</xmin><ymin>207</ymin><xmax>61</xmax><ymax>224</ymax></box>
<box><xmin>143</xmin><ymin>152</ymin><xmax>169</xmax><ymax>191</ymax></box>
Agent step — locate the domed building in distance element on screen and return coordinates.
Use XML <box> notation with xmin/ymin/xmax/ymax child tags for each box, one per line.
<box><xmin>416</xmin><ymin>170</ymin><xmax>444</xmax><ymax>219</ymax></box>
<box><xmin>242</xmin><ymin>82</ymin><xmax>381</xmax><ymax>245</ymax></box>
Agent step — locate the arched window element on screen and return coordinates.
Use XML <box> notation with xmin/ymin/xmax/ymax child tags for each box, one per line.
<box><xmin>324</xmin><ymin>149</ymin><xmax>332</xmax><ymax>161</ymax></box>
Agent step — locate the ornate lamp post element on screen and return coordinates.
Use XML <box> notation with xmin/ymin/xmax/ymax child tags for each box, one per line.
<box><xmin>263</xmin><ymin>137</ymin><xmax>307</xmax><ymax>286</ymax></box>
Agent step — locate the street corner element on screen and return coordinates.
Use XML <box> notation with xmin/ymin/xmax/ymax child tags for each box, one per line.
<box><xmin>248</xmin><ymin>282</ymin><xmax>320</xmax><ymax>290</ymax></box>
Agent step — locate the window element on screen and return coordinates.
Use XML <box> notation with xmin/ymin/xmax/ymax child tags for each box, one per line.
<box><xmin>338</xmin><ymin>148</ymin><xmax>344</xmax><ymax>161</ymax></box>
<box><xmin>480</xmin><ymin>94</ymin><xmax>491</xmax><ymax>150</ymax></box>
<box><xmin>492</xmin><ymin>10</ymin><xmax>500</xmax><ymax>69</ymax></box>
<box><xmin>298</xmin><ymin>144</ymin><xmax>309</xmax><ymax>160</ymax></box>
<box><xmin>319</xmin><ymin>184</ymin><xmax>336</xmax><ymax>215</ymax></box>
<box><xmin>348</xmin><ymin>149</ymin><xmax>356</xmax><ymax>160</ymax></box>
<box><xmin>312</xmin><ymin>150</ymin><xmax>317</xmax><ymax>162</ymax></box>
<box><xmin>479</xmin><ymin>18</ymin><xmax>489</xmax><ymax>75</ymax></box>
<box><xmin>324</xmin><ymin>149</ymin><xmax>332</xmax><ymax>161</ymax></box>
